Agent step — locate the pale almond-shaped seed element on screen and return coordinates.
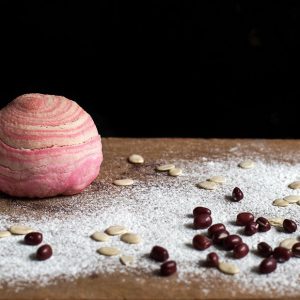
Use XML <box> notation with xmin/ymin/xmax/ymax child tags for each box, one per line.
<box><xmin>268</xmin><ymin>217</ymin><xmax>284</xmax><ymax>227</ymax></box>
<box><xmin>128</xmin><ymin>154</ymin><xmax>144</xmax><ymax>164</ymax></box>
<box><xmin>208</xmin><ymin>176</ymin><xmax>226</xmax><ymax>184</ymax></box>
<box><xmin>121</xmin><ymin>233</ymin><xmax>141</xmax><ymax>244</ymax></box>
<box><xmin>9</xmin><ymin>225</ymin><xmax>33</xmax><ymax>235</ymax></box>
<box><xmin>105</xmin><ymin>225</ymin><xmax>128</xmax><ymax>236</ymax></box>
<box><xmin>272</xmin><ymin>199</ymin><xmax>289</xmax><ymax>207</ymax></box>
<box><xmin>197</xmin><ymin>181</ymin><xmax>219</xmax><ymax>190</ymax></box>
<box><xmin>120</xmin><ymin>255</ymin><xmax>134</xmax><ymax>266</ymax></box>
<box><xmin>169</xmin><ymin>168</ymin><xmax>182</xmax><ymax>177</ymax></box>
<box><xmin>0</xmin><ymin>231</ymin><xmax>11</xmax><ymax>238</ymax></box>
<box><xmin>113</xmin><ymin>179</ymin><xmax>134</xmax><ymax>186</ymax></box>
<box><xmin>218</xmin><ymin>261</ymin><xmax>240</xmax><ymax>275</ymax></box>
<box><xmin>91</xmin><ymin>231</ymin><xmax>110</xmax><ymax>242</ymax></box>
<box><xmin>156</xmin><ymin>164</ymin><xmax>175</xmax><ymax>172</ymax></box>
<box><xmin>288</xmin><ymin>181</ymin><xmax>300</xmax><ymax>190</ymax></box>
<box><xmin>280</xmin><ymin>238</ymin><xmax>299</xmax><ymax>250</ymax></box>
<box><xmin>283</xmin><ymin>195</ymin><xmax>300</xmax><ymax>203</ymax></box>
<box><xmin>238</xmin><ymin>160</ymin><xmax>255</xmax><ymax>169</ymax></box>
<box><xmin>97</xmin><ymin>247</ymin><xmax>121</xmax><ymax>256</ymax></box>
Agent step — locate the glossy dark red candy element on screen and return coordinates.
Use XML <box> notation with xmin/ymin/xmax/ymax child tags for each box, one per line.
<box><xmin>194</xmin><ymin>213</ymin><xmax>212</xmax><ymax>229</ymax></box>
<box><xmin>292</xmin><ymin>242</ymin><xmax>300</xmax><ymax>257</ymax></box>
<box><xmin>256</xmin><ymin>217</ymin><xmax>271</xmax><ymax>232</ymax></box>
<box><xmin>208</xmin><ymin>223</ymin><xmax>226</xmax><ymax>237</ymax></box>
<box><xmin>24</xmin><ymin>232</ymin><xmax>43</xmax><ymax>246</ymax></box>
<box><xmin>273</xmin><ymin>246</ymin><xmax>291</xmax><ymax>263</ymax></box>
<box><xmin>232</xmin><ymin>187</ymin><xmax>244</xmax><ymax>202</ymax></box>
<box><xmin>160</xmin><ymin>260</ymin><xmax>177</xmax><ymax>276</ymax></box>
<box><xmin>193</xmin><ymin>206</ymin><xmax>211</xmax><ymax>217</ymax></box>
<box><xmin>244</xmin><ymin>221</ymin><xmax>258</xmax><ymax>236</ymax></box>
<box><xmin>283</xmin><ymin>219</ymin><xmax>297</xmax><ymax>233</ymax></box>
<box><xmin>236</xmin><ymin>212</ymin><xmax>254</xmax><ymax>226</ymax></box>
<box><xmin>257</xmin><ymin>242</ymin><xmax>273</xmax><ymax>258</ymax></box>
<box><xmin>233</xmin><ymin>243</ymin><xmax>249</xmax><ymax>259</ymax></box>
<box><xmin>206</xmin><ymin>252</ymin><xmax>219</xmax><ymax>267</ymax></box>
<box><xmin>259</xmin><ymin>257</ymin><xmax>277</xmax><ymax>274</ymax></box>
<box><xmin>150</xmin><ymin>246</ymin><xmax>169</xmax><ymax>262</ymax></box>
<box><xmin>36</xmin><ymin>244</ymin><xmax>52</xmax><ymax>260</ymax></box>
<box><xmin>223</xmin><ymin>234</ymin><xmax>243</xmax><ymax>251</ymax></box>
<box><xmin>212</xmin><ymin>230</ymin><xmax>230</xmax><ymax>245</ymax></box>
<box><xmin>193</xmin><ymin>234</ymin><xmax>212</xmax><ymax>250</ymax></box>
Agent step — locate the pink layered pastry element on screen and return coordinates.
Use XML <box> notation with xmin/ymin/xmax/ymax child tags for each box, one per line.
<box><xmin>0</xmin><ymin>93</ymin><xmax>103</xmax><ymax>198</ymax></box>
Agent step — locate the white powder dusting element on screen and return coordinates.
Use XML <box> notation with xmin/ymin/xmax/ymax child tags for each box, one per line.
<box><xmin>1</xmin><ymin>158</ymin><xmax>300</xmax><ymax>296</ymax></box>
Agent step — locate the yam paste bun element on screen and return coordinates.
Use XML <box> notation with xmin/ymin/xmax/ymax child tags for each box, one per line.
<box><xmin>0</xmin><ymin>93</ymin><xmax>103</xmax><ymax>198</ymax></box>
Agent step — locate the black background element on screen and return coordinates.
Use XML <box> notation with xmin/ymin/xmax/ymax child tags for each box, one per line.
<box><xmin>0</xmin><ymin>1</ymin><xmax>300</xmax><ymax>138</ymax></box>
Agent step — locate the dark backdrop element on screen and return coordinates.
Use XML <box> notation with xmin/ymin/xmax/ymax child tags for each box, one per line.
<box><xmin>0</xmin><ymin>1</ymin><xmax>299</xmax><ymax>138</ymax></box>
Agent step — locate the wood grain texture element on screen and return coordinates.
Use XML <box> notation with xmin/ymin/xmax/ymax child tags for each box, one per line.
<box><xmin>1</xmin><ymin>138</ymin><xmax>300</xmax><ymax>299</ymax></box>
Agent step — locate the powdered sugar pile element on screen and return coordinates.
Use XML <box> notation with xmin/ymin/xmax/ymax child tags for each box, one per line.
<box><xmin>1</xmin><ymin>157</ymin><xmax>300</xmax><ymax>296</ymax></box>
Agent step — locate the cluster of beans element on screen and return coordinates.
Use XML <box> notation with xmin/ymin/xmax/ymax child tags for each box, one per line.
<box><xmin>150</xmin><ymin>246</ymin><xmax>176</xmax><ymax>276</ymax></box>
<box><xmin>24</xmin><ymin>232</ymin><xmax>53</xmax><ymax>260</ymax></box>
<box><xmin>237</xmin><ymin>213</ymin><xmax>297</xmax><ymax>236</ymax></box>
<box><xmin>192</xmin><ymin>205</ymin><xmax>249</xmax><ymax>263</ymax></box>
<box><xmin>257</xmin><ymin>239</ymin><xmax>300</xmax><ymax>273</ymax></box>
<box><xmin>192</xmin><ymin>187</ymin><xmax>298</xmax><ymax>274</ymax></box>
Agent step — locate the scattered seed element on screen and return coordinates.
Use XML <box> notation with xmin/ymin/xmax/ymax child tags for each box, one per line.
<box><xmin>223</xmin><ymin>235</ymin><xmax>243</xmax><ymax>251</ymax></box>
<box><xmin>238</xmin><ymin>160</ymin><xmax>255</xmax><ymax>169</ymax></box>
<box><xmin>244</xmin><ymin>222</ymin><xmax>258</xmax><ymax>236</ymax></box>
<box><xmin>208</xmin><ymin>223</ymin><xmax>226</xmax><ymax>237</ymax></box>
<box><xmin>283</xmin><ymin>195</ymin><xmax>300</xmax><ymax>203</ymax></box>
<box><xmin>218</xmin><ymin>261</ymin><xmax>240</xmax><ymax>275</ymax></box>
<box><xmin>194</xmin><ymin>214</ymin><xmax>213</xmax><ymax>229</ymax></box>
<box><xmin>9</xmin><ymin>225</ymin><xmax>33</xmax><ymax>235</ymax></box>
<box><xmin>233</xmin><ymin>243</ymin><xmax>249</xmax><ymax>259</ymax></box>
<box><xmin>150</xmin><ymin>246</ymin><xmax>169</xmax><ymax>262</ymax></box>
<box><xmin>160</xmin><ymin>260</ymin><xmax>177</xmax><ymax>276</ymax></box>
<box><xmin>272</xmin><ymin>199</ymin><xmax>289</xmax><ymax>207</ymax></box>
<box><xmin>121</xmin><ymin>233</ymin><xmax>141</xmax><ymax>244</ymax></box>
<box><xmin>259</xmin><ymin>257</ymin><xmax>277</xmax><ymax>274</ymax></box>
<box><xmin>197</xmin><ymin>181</ymin><xmax>218</xmax><ymax>190</ymax></box>
<box><xmin>24</xmin><ymin>232</ymin><xmax>43</xmax><ymax>245</ymax></box>
<box><xmin>268</xmin><ymin>217</ymin><xmax>284</xmax><ymax>228</ymax></box>
<box><xmin>236</xmin><ymin>212</ymin><xmax>254</xmax><ymax>226</ymax></box>
<box><xmin>120</xmin><ymin>255</ymin><xmax>134</xmax><ymax>266</ymax></box>
<box><xmin>273</xmin><ymin>246</ymin><xmax>291</xmax><ymax>263</ymax></box>
<box><xmin>193</xmin><ymin>234</ymin><xmax>212</xmax><ymax>250</ymax></box>
<box><xmin>257</xmin><ymin>242</ymin><xmax>273</xmax><ymax>258</ymax></box>
<box><xmin>0</xmin><ymin>231</ymin><xmax>11</xmax><ymax>238</ymax></box>
<box><xmin>256</xmin><ymin>217</ymin><xmax>271</xmax><ymax>232</ymax></box>
<box><xmin>97</xmin><ymin>247</ymin><xmax>121</xmax><ymax>256</ymax></box>
<box><xmin>288</xmin><ymin>181</ymin><xmax>300</xmax><ymax>190</ymax></box>
<box><xmin>280</xmin><ymin>238</ymin><xmax>299</xmax><ymax>250</ymax></box>
<box><xmin>105</xmin><ymin>225</ymin><xmax>128</xmax><ymax>236</ymax></box>
<box><xmin>206</xmin><ymin>252</ymin><xmax>219</xmax><ymax>268</ymax></box>
<box><xmin>156</xmin><ymin>164</ymin><xmax>175</xmax><ymax>172</ymax></box>
<box><xmin>208</xmin><ymin>176</ymin><xmax>226</xmax><ymax>184</ymax></box>
<box><xmin>283</xmin><ymin>219</ymin><xmax>297</xmax><ymax>233</ymax></box>
<box><xmin>36</xmin><ymin>244</ymin><xmax>53</xmax><ymax>260</ymax></box>
<box><xmin>91</xmin><ymin>231</ymin><xmax>110</xmax><ymax>242</ymax></box>
<box><xmin>113</xmin><ymin>179</ymin><xmax>134</xmax><ymax>186</ymax></box>
<box><xmin>232</xmin><ymin>187</ymin><xmax>244</xmax><ymax>202</ymax></box>
<box><xmin>292</xmin><ymin>242</ymin><xmax>300</xmax><ymax>257</ymax></box>
<box><xmin>128</xmin><ymin>154</ymin><xmax>144</xmax><ymax>164</ymax></box>
<box><xmin>193</xmin><ymin>206</ymin><xmax>211</xmax><ymax>217</ymax></box>
<box><xmin>168</xmin><ymin>168</ymin><xmax>182</xmax><ymax>177</ymax></box>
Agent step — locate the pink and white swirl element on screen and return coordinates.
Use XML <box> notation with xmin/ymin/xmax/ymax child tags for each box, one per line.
<box><xmin>0</xmin><ymin>93</ymin><xmax>103</xmax><ymax>198</ymax></box>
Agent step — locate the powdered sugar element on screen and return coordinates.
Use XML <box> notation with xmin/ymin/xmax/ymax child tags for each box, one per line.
<box><xmin>1</xmin><ymin>158</ymin><xmax>300</xmax><ymax>296</ymax></box>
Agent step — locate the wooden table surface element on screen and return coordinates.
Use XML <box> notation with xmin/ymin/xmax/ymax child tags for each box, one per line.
<box><xmin>1</xmin><ymin>138</ymin><xmax>300</xmax><ymax>300</ymax></box>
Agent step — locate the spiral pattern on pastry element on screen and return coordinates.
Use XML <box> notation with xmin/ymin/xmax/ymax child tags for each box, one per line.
<box><xmin>0</xmin><ymin>93</ymin><xmax>103</xmax><ymax>198</ymax></box>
